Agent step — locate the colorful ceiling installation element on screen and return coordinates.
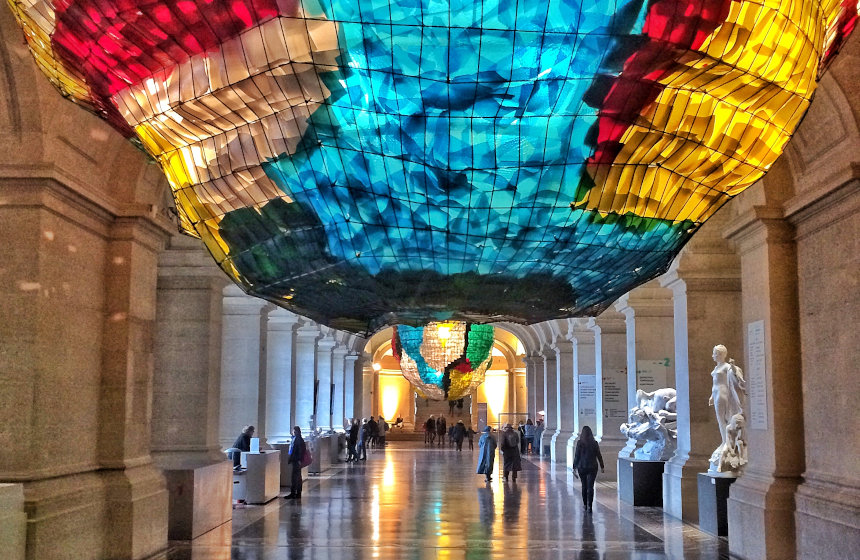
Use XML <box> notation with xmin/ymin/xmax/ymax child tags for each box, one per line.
<box><xmin>393</xmin><ymin>322</ymin><xmax>494</xmax><ymax>401</ymax></box>
<box><xmin>8</xmin><ymin>0</ymin><xmax>858</xmax><ymax>333</ymax></box>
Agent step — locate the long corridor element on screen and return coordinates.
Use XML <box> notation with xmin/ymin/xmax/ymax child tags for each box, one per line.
<box><xmin>160</xmin><ymin>442</ymin><xmax>733</xmax><ymax>559</ymax></box>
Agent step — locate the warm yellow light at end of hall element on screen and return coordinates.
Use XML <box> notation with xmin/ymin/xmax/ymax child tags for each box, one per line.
<box><xmin>483</xmin><ymin>375</ymin><xmax>507</xmax><ymax>417</ymax></box>
<box><xmin>382</xmin><ymin>385</ymin><xmax>400</xmax><ymax>420</ymax></box>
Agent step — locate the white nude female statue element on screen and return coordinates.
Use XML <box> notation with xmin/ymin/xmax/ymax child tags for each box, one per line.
<box><xmin>708</xmin><ymin>344</ymin><xmax>747</xmax><ymax>474</ymax></box>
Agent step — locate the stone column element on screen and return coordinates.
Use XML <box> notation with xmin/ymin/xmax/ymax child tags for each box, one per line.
<box><xmin>343</xmin><ymin>352</ymin><xmax>360</xmax><ymax>421</ymax></box>
<box><xmin>589</xmin><ymin>313</ymin><xmax>628</xmax><ymax>479</ymax></box>
<box><xmin>524</xmin><ymin>356</ymin><xmax>539</xmax><ymax>420</ymax></box>
<box><xmin>722</xmin><ymin>205</ymin><xmax>806</xmax><ymax>559</ymax></box>
<box><xmin>572</xmin><ymin>322</ymin><xmax>598</xmax><ymax>434</ymax></box>
<box><xmin>264</xmin><ymin>308</ymin><xmax>299</xmax><ymax>444</ymax></box>
<box><xmin>790</xmin><ymin>176</ymin><xmax>859</xmax><ymax>560</ymax></box>
<box><xmin>218</xmin><ymin>286</ymin><xmax>266</xmax><ymax>447</ymax></box>
<box><xmin>97</xmin><ymin>218</ymin><xmax>172</xmax><ymax>559</ymax></box>
<box><xmin>331</xmin><ymin>346</ymin><xmax>348</xmax><ymax>430</ymax></box>
<box><xmin>614</xmin><ymin>282</ymin><xmax>676</xmax><ymax>457</ymax></box>
<box><xmin>540</xmin><ymin>348</ymin><xmax>559</xmax><ymax>457</ymax></box>
<box><xmin>294</xmin><ymin>325</ymin><xmax>320</xmax><ymax>433</ymax></box>
<box><xmin>551</xmin><ymin>334</ymin><xmax>576</xmax><ymax>464</ymax></box>
<box><xmin>152</xmin><ymin>234</ymin><xmax>229</xmax><ymax>463</ymax></box>
<box><xmin>314</xmin><ymin>337</ymin><xmax>336</xmax><ymax>432</ymax></box>
<box><xmin>151</xmin><ymin>234</ymin><xmax>233</xmax><ymax>541</ymax></box>
<box><xmin>505</xmin><ymin>366</ymin><xmax>515</xmax><ymax>415</ymax></box>
<box><xmin>659</xmin><ymin>239</ymin><xmax>742</xmax><ymax>522</ymax></box>
<box><xmin>362</xmin><ymin>361</ymin><xmax>374</xmax><ymax>419</ymax></box>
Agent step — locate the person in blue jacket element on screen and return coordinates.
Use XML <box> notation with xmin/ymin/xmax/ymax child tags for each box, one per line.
<box><xmin>476</xmin><ymin>426</ymin><xmax>497</xmax><ymax>482</ymax></box>
<box><xmin>284</xmin><ymin>426</ymin><xmax>306</xmax><ymax>500</ymax></box>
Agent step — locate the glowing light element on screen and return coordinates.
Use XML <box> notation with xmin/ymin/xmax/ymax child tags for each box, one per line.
<box><xmin>381</xmin><ymin>384</ymin><xmax>400</xmax><ymax>421</ymax></box>
<box><xmin>482</xmin><ymin>374</ymin><xmax>507</xmax><ymax>417</ymax></box>
<box><xmin>372</xmin><ymin>362</ymin><xmax>382</xmax><ymax>372</ymax></box>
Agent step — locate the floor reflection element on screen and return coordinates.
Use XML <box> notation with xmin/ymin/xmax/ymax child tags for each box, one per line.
<box><xmin>158</xmin><ymin>442</ymin><xmax>734</xmax><ymax>560</ymax></box>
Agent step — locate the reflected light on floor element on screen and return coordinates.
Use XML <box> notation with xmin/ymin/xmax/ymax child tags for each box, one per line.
<box><xmin>371</xmin><ymin>485</ymin><xmax>380</xmax><ymax>544</ymax></box>
<box><xmin>382</xmin><ymin>454</ymin><xmax>395</xmax><ymax>490</ymax></box>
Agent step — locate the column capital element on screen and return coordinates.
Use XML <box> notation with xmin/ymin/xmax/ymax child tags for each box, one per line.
<box><xmin>266</xmin><ymin>307</ymin><xmax>300</xmax><ymax>326</ymax></box>
<box><xmin>332</xmin><ymin>345</ymin><xmax>349</xmax><ymax>358</ymax></box>
<box><xmin>222</xmin><ymin>285</ymin><xmax>268</xmax><ymax>313</ymax></box>
<box><xmin>723</xmin><ymin>205</ymin><xmax>796</xmax><ymax>255</ymax></box>
<box><xmin>345</xmin><ymin>352</ymin><xmax>361</xmax><ymax>362</ymax></box>
<box><xmin>296</xmin><ymin>325</ymin><xmax>321</xmax><ymax>341</ymax></box>
<box><xmin>316</xmin><ymin>337</ymin><xmax>337</xmax><ymax>352</ymax></box>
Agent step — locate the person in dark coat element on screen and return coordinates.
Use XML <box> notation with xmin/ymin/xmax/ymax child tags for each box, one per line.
<box><xmin>425</xmin><ymin>416</ymin><xmax>436</xmax><ymax>445</ymax></box>
<box><xmin>452</xmin><ymin>420</ymin><xmax>467</xmax><ymax>451</ymax></box>
<box><xmin>436</xmin><ymin>416</ymin><xmax>446</xmax><ymax>446</ymax></box>
<box><xmin>347</xmin><ymin>418</ymin><xmax>359</xmax><ymax>462</ymax></box>
<box><xmin>499</xmin><ymin>423</ymin><xmax>522</xmax><ymax>482</ymax></box>
<box><xmin>367</xmin><ymin>416</ymin><xmax>379</xmax><ymax>448</ymax></box>
<box><xmin>227</xmin><ymin>425</ymin><xmax>254</xmax><ymax>469</ymax></box>
<box><xmin>572</xmin><ymin>425</ymin><xmax>604</xmax><ymax>511</ymax></box>
<box><xmin>357</xmin><ymin>418</ymin><xmax>369</xmax><ymax>460</ymax></box>
<box><xmin>284</xmin><ymin>426</ymin><xmax>306</xmax><ymax>499</ymax></box>
<box><xmin>476</xmin><ymin>426</ymin><xmax>497</xmax><ymax>482</ymax></box>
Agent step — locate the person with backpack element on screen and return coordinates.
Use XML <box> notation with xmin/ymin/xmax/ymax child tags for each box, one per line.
<box><xmin>572</xmin><ymin>425</ymin><xmax>605</xmax><ymax>512</ymax></box>
<box><xmin>500</xmin><ymin>423</ymin><xmax>522</xmax><ymax>482</ymax></box>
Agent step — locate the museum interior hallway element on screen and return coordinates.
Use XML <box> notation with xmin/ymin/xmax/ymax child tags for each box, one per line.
<box><xmin>156</xmin><ymin>442</ymin><xmax>733</xmax><ymax>560</ymax></box>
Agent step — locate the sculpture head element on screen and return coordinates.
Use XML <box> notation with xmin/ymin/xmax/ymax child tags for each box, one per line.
<box><xmin>713</xmin><ymin>345</ymin><xmax>728</xmax><ymax>364</ymax></box>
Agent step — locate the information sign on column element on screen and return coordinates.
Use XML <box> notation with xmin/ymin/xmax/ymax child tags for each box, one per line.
<box><xmin>747</xmin><ymin>320</ymin><xmax>768</xmax><ymax>429</ymax></box>
<box><xmin>636</xmin><ymin>359</ymin><xmax>670</xmax><ymax>392</ymax></box>
<box><xmin>603</xmin><ymin>369</ymin><xmax>628</xmax><ymax>425</ymax></box>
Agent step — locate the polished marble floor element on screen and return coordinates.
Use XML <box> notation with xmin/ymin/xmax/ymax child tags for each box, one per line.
<box><xmin>159</xmin><ymin>442</ymin><xmax>734</xmax><ymax>560</ymax></box>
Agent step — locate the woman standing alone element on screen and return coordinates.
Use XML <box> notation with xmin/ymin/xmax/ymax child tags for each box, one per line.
<box><xmin>572</xmin><ymin>425</ymin><xmax>604</xmax><ymax>511</ymax></box>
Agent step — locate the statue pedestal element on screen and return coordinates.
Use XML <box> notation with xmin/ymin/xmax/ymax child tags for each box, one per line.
<box><xmin>697</xmin><ymin>473</ymin><xmax>737</xmax><ymax>536</ymax></box>
<box><xmin>618</xmin><ymin>457</ymin><xmax>665</xmax><ymax>506</ymax></box>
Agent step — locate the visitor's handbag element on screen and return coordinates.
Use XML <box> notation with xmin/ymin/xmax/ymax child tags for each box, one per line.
<box><xmin>299</xmin><ymin>445</ymin><xmax>313</xmax><ymax>468</ymax></box>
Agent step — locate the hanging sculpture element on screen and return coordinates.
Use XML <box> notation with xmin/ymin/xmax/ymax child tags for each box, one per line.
<box><xmin>7</xmin><ymin>0</ymin><xmax>858</xmax><ymax>333</ymax></box>
<box><xmin>392</xmin><ymin>322</ymin><xmax>494</xmax><ymax>401</ymax></box>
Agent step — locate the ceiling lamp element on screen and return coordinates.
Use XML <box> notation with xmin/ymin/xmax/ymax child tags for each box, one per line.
<box><xmin>8</xmin><ymin>0</ymin><xmax>857</xmax><ymax>333</ymax></box>
<box><xmin>392</xmin><ymin>322</ymin><xmax>494</xmax><ymax>401</ymax></box>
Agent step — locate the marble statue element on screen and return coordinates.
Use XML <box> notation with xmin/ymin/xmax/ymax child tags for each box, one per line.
<box><xmin>620</xmin><ymin>388</ymin><xmax>678</xmax><ymax>461</ymax></box>
<box><xmin>708</xmin><ymin>344</ymin><xmax>747</xmax><ymax>475</ymax></box>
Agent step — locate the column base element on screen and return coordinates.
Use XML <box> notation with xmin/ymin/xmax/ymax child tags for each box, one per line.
<box><xmin>156</xmin><ymin>456</ymin><xmax>233</xmax><ymax>541</ymax></box>
<box><xmin>0</xmin><ymin>484</ymin><xmax>26</xmax><ymax>560</ymax></box>
<box><xmin>550</xmin><ymin>430</ymin><xmax>572</xmax><ymax>463</ymax></box>
<box><xmin>597</xmin><ymin>436</ymin><xmax>625</xmax><ymax>479</ymax></box>
<box><xmin>663</xmin><ymin>452</ymin><xmax>709</xmax><ymax>523</ymax></box>
<box><xmin>795</xmin><ymin>474</ymin><xmax>860</xmax><ymax>560</ymax></box>
<box><xmin>539</xmin><ymin>430</ymin><xmax>555</xmax><ymax>458</ymax></box>
<box><xmin>102</xmin><ymin>464</ymin><xmax>169</xmax><ymax>560</ymax></box>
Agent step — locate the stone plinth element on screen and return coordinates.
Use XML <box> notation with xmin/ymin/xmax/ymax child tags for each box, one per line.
<box><xmin>242</xmin><ymin>451</ymin><xmax>281</xmax><ymax>504</ymax></box>
<box><xmin>618</xmin><ymin>458</ymin><xmax>664</xmax><ymax>507</ymax></box>
<box><xmin>0</xmin><ymin>484</ymin><xmax>26</xmax><ymax>560</ymax></box>
<box><xmin>162</xmin><ymin>461</ymin><xmax>232</xmax><ymax>540</ymax></box>
<box><xmin>697</xmin><ymin>473</ymin><xmax>737</xmax><ymax>536</ymax></box>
